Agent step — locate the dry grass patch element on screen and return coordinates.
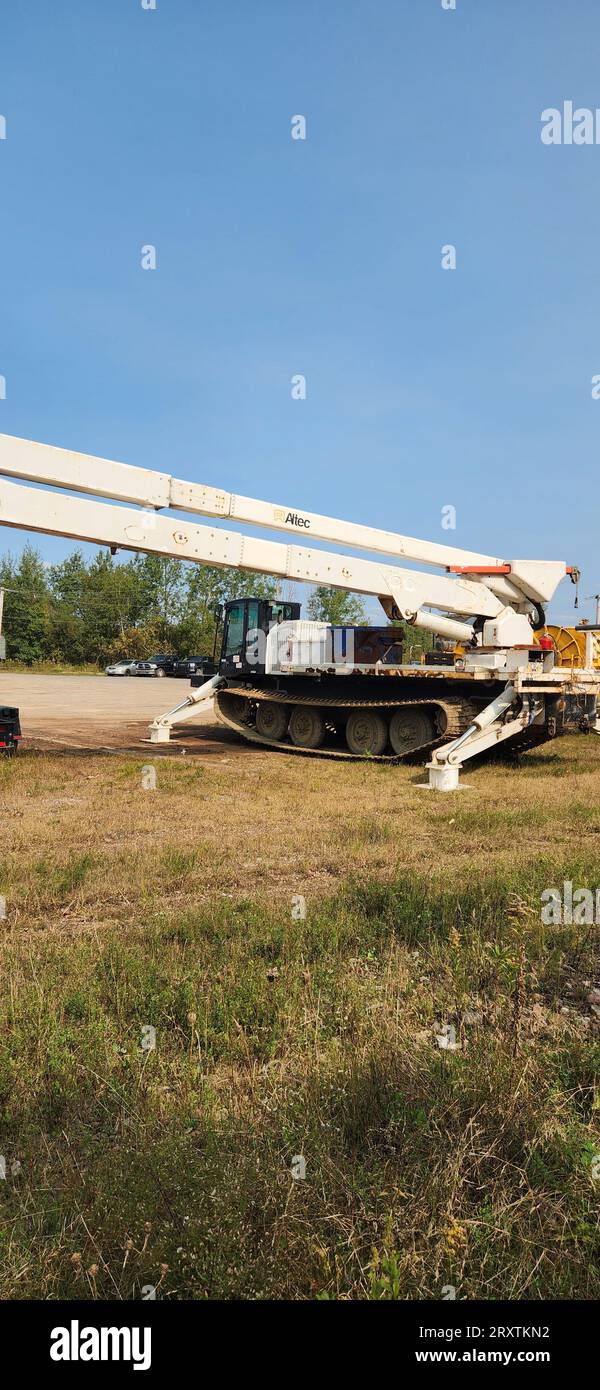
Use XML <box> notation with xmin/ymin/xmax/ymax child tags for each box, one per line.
<box><xmin>1</xmin><ymin>736</ymin><xmax>600</xmax><ymax>1299</ymax></box>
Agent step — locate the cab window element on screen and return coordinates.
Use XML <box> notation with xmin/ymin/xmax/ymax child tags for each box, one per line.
<box><xmin>245</xmin><ymin>601</ymin><xmax>260</xmax><ymax>662</ymax></box>
<box><xmin>224</xmin><ymin>604</ymin><xmax>245</xmax><ymax>656</ymax></box>
<box><xmin>268</xmin><ymin>603</ymin><xmax>295</xmax><ymax>626</ymax></box>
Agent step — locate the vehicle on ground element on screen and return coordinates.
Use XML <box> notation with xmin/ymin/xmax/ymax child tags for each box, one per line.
<box><xmin>128</xmin><ymin>661</ymin><xmax>165</xmax><ymax>678</ymax></box>
<box><xmin>172</xmin><ymin>654</ymin><xmax>217</xmax><ymax>678</ymax></box>
<box><xmin>105</xmin><ymin>660</ymin><xmax>138</xmax><ymax>676</ymax></box>
<box><xmin>0</xmin><ymin>705</ymin><xmax>21</xmax><ymax>754</ymax></box>
<box><xmin>147</xmin><ymin>653</ymin><xmax>178</xmax><ymax>674</ymax></box>
<box><xmin>1</xmin><ymin>429</ymin><xmax>597</xmax><ymax>787</ymax></box>
<box><xmin>190</xmin><ymin>599</ymin><xmax>598</xmax><ymax>770</ymax></box>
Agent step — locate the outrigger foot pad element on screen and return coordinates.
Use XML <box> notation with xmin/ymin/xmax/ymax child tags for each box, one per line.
<box><xmin>416</xmin><ymin>762</ymin><xmax>466</xmax><ymax>791</ymax></box>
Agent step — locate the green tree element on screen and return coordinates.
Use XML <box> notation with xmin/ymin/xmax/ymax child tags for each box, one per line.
<box><xmin>47</xmin><ymin>549</ymin><xmax>147</xmax><ymax>663</ymax></box>
<box><xmin>80</xmin><ymin>552</ymin><xmax>134</xmax><ymax>661</ymax></box>
<box><xmin>104</xmin><ymin>621</ymin><xmax>166</xmax><ymax>663</ymax></box>
<box><xmin>307</xmin><ymin>585</ymin><xmax>366</xmax><ymax>624</ymax></box>
<box><xmin>0</xmin><ymin>545</ymin><xmax>52</xmax><ymax>663</ymax></box>
<box><xmin>0</xmin><ymin>543</ymin><xmax>284</xmax><ymax>667</ymax></box>
<box><xmin>183</xmin><ymin>565</ymin><xmax>278</xmax><ymax>655</ymax></box>
<box><xmin>47</xmin><ymin>550</ymin><xmax>90</xmax><ymax>663</ymax></box>
<box><xmin>131</xmin><ymin>555</ymin><xmax>186</xmax><ymax>628</ymax></box>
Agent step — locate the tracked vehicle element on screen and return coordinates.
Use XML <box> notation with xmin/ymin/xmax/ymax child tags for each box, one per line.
<box><xmin>195</xmin><ymin>596</ymin><xmax>588</xmax><ymax>766</ymax></box>
<box><xmin>0</xmin><ymin>430</ymin><xmax>598</xmax><ymax>787</ymax></box>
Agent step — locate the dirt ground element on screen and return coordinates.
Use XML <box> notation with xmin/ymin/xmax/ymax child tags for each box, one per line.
<box><xmin>1</xmin><ymin>671</ymin><xmax>244</xmax><ymax>758</ymax></box>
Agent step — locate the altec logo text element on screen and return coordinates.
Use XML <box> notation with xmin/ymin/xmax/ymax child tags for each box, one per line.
<box><xmin>50</xmin><ymin>1321</ymin><xmax>151</xmax><ymax>1371</ymax></box>
<box><xmin>285</xmin><ymin>511</ymin><xmax>310</xmax><ymax>528</ymax></box>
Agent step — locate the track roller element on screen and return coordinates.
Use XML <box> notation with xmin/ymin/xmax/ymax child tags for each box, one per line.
<box><xmin>389</xmin><ymin>708</ymin><xmax>435</xmax><ymax>755</ymax></box>
<box><xmin>255</xmin><ymin>701</ymin><xmax>289</xmax><ymax>741</ymax></box>
<box><xmin>345</xmin><ymin>710</ymin><xmax>388</xmax><ymax>755</ymax></box>
<box><xmin>288</xmin><ymin>705</ymin><xmax>326</xmax><ymax>749</ymax></box>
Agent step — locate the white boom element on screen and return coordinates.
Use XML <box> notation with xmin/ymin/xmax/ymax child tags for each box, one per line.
<box><xmin>0</xmin><ymin>431</ymin><xmax>506</xmax><ymax>566</ymax></box>
<box><xmin>0</xmin><ymin>433</ymin><xmax>572</xmax><ymax>647</ymax></box>
<box><xmin>0</xmin><ymin>475</ymin><xmax>498</xmax><ymax>640</ymax></box>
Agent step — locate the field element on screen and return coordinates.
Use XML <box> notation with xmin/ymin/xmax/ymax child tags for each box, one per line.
<box><xmin>1</xmin><ymin>675</ymin><xmax>600</xmax><ymax>1300</ymax></box>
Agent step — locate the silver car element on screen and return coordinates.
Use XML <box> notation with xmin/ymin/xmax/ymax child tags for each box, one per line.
<box><xmin>105</xmin><ymin>660</ymin><xmax>138</xmax><ymax>676</ymax></box>
<box><xmin>128</xmin><ymin>661</ymin><xmax>165</xmax><ymax>678</ymax></box>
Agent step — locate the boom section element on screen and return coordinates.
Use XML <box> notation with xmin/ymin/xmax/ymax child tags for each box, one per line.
<box><xmin>0</xmin><ymin>433</ymin><xmax>569</xmax><ymax>612</ymax></box>
<box><xmin>0</xmin><ymin>477</ymin><xmax>502</xmax><ymax>622</ymax></box>
<box><xmin>0</xmin><ymin>431</ymin><xmax>504</xmax><ymax>569</ymax></box>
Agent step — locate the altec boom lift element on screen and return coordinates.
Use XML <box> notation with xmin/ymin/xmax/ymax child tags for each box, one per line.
<box><xmin>0</xmin><ymin>431</ymin><xmax>597</xmax><ymax>788</ymax></box>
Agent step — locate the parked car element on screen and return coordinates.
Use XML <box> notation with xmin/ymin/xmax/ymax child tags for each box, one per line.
<box><xmin>105</xmin><ymin>660</ymin><xmax>138</xmax><ymax>676</ymax></box>
<box><xmin>171</xmin><ymin>655</ymin><xmax>217</xmax><ymax>678</ymax></box>
<box><xmin>128</xmin><ymin>661</ymin><xmax>166</xmax><ymax>678</ymax></box>
<box><xmin>0</xmin><ymin>705</ymin><xmax>21</xmax><ymax>754</ymax></box>
<box><xmin>148</xmin><ymin>653</ymin><xmax>178</xmax><ymax>674</ymax></box>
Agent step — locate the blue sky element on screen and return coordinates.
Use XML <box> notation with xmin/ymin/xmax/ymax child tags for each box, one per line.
<box><xmin>1</xmin><ymin>0</ymin><xmax>599</xmax><ymax>623</ymax></box>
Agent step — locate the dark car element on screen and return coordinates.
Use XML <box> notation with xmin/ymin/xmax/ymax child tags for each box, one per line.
<box><xmin>148</xmin><ymin>653</ymin><xmax>178</xmax><ymax>674</ymax></box>
<box><xmin>172</xmin><ymin>655</ymin><xmax>217</xmax><ymax>678</ymax></box>
<box><xmin>0</xmin><ymin>706</ymin><xmax>21</xmax><ymax>754</ymax></box>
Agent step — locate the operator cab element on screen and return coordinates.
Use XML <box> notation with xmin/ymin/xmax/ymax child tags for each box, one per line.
<box><xmin>219</xmin><ymin>598</ymin><xmax>301</xmax><ymax>677</ymax></box>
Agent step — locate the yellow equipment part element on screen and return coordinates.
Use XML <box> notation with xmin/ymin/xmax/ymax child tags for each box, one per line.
<box><xmin>536</xmin><ymin>625</ymin><xmax>600</xmax><ymax>669</ymax></box>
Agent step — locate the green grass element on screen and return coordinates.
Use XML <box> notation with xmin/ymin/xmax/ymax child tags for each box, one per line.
<box><xmin>2</xmin><ymin>660</ymin><xmax>102</xmax><ymax>675</ymax></box>
<box><xmin>1</xmin><ymin>858</ymin><xmax>599</xmax><ymax>1300</ymax></box>
<box><xmin>2</xmin><ymin>734</ymin><xmax>600</xmax><ymax>1299</ymax></box>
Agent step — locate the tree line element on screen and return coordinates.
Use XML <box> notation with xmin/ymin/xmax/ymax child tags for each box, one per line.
<box><xmin>0</xmin><ymin>545</ymin><xmax>367</xmax><ymax>666</ymax></box>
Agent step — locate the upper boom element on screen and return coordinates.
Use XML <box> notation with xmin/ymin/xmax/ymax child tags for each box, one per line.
<box><xmin>0</xmin><ymin>432</ymin><xmax>573</xmax><ymax>644</ymax></box>
<box><xmin>0</xmin><ymin>431</ymin><xmax>504</xmax><ymax>570</ymax></box>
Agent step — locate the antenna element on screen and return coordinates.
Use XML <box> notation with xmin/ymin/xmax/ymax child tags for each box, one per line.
<box><xmin>584</xmin><ymin>594</ymin><xmax>600</xmax><ymax>625</ymax></box>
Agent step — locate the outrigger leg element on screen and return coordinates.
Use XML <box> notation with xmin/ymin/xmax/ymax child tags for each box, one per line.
<box><xmin>421</xmin><ymin>683</ymin><xmax>540</xmax><ymax>790</ymax></box>
<box><xmin>148</xmin><ymin>674</ymin><xmax>225</xmax><ymax>744</ymax></box>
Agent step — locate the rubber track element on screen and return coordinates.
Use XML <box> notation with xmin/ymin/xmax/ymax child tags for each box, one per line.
<box><xmin>500</xmin><ymin>724</ymin><xmax>555</xmax><ymax>757</ymax></box>
<box><xmin>214</xmin><ymin>687</ymin><xmax>482</xmax><ymax>763</ymax></box>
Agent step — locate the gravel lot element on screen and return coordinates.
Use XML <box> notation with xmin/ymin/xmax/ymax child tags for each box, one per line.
<box><xmin>1</xmin><ymin>672</ymin><xmax>226</xmax><ymax>755</ymax></box>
